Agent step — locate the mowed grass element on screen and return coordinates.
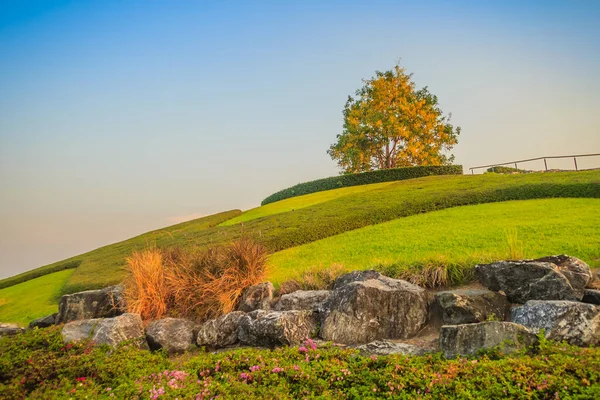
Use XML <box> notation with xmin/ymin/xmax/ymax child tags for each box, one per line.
<box><xmin>3</xmin><ymin>170</ymin><xmax>599</xmax><ymax>294</ymax></box>
<box><xmin>268</xmin><ymin>198</ymin><xmax>600</xmax><ymax>285</ymax></box>
<box><xmin>0</xmin><ymin>269</ymin><xmax>74</xmax><ymax>325</ymax></box>
<box><xmin>219</xmin><ymin>181</ymin><xmax>396</xmax><ymax>226</ymax></box>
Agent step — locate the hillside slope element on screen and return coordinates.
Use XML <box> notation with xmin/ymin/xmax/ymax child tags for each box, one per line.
<box><xmin>2</xmin><ymin>170</ymin><xmax>599</xmax><ymax>295</ymax></box>
<box><xmin>268</xmin><ymin>198</ymin><xmax>600</xmax><ymax>284</ymax></box>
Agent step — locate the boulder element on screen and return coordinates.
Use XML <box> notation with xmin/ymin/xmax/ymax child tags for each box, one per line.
<box><xmin>57</xmin><ymin>285</ymin><xmax>125</xmax><ymax>323</ymax></box>
<box><xmin>320</xmin><ymin>272</ymin><xmax>428</xmax><ymax>344</ymax></box>
<box><xmin>273</xmin><ymin>290</ymin><xmax>331</xmax><ymax>311</ymax></box>
<box><xmin>146</xmin><ymin>318</ymin><xmax>197</xmax><ymax>354</ymax></box>
<box><xmin>29</xmin><ymin>313</ymin><xmax>57</xmax><ymax>329</ymax></box>
<box><xmin>510</xmin><ymin>300</ymin><xmax>600</xmax><ymax>346</ymax></box>
<box><xmin>533</xmin><ymin>255</ymin><xmax>592</xmax><ymax>297</ymax></box>
<box><xmin>0</xmin><ymin>323</ymin><xmax>25</xmax><ymax>338</ymax></box>
<box><xmin>475</xmin><ymin>260</ymin><xmax>579</xmax><ymax>303</ymax></box>
<box><xmin>582</xmin><ymin>289</ymin><xmax>600</xmax><ymax>305</ymax></box>
<box><xmin>237</xmin><ymin>310</ymin><xmax>318</xmax><ymax>347</ymax></box>
<box><xmin>353</xmin><ymin>340</ymin><xmax>432</xmax><ymax>356</ymax></box>
<box><xmin>197</xmin><ymin>311</ymin><xmax>246</xmax><ymax>349</ymax></box>
<box><xmin>333</xmin><ymin>270</ymin><xmax>383</xmax><ymax>290</ymax></box>
<box><xmin>237</xmin><ymin>282</ymin><xmax>274</xmax><ymax>312</ymax></box>
<box><xmin>440</xmin><ymin>321</ymin><xmax>538</xmax><ymax>358</ymax></box>
<box><xmin>435</xmin><ymin>289</ymin><xmax>510</xmax><ymax>325</ymax></box>
<box><xmin>62</xmin><ymin>313</ymin><xmax>147</xmax><ymax>349</ymax></box>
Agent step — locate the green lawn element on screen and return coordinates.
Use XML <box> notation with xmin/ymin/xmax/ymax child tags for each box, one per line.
<box><xmin>2</xmin><ymin>170</ymin><xmax>599</xmax><ymax>295</ymax></box>
<box><xmin>268</xmin><ymin>198</ymin><xmax>600</xmax><ymax>284</ymax></box>
<box><xmin>219</xmin><ymin>181</ymin><xmax>396</xmax><ymax>226</ymax></box>
<box><xmin>0</xmin><ymin>269</ymin><xmax>74</xmax><ymax>325</ymax></box>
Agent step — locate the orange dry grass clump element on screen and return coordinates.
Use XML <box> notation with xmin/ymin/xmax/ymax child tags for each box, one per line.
<box><xmin>123</xmin><ymin>238</ymin><xmax>268</xmax><ymax>322</ymax></box>
<box><xmin>122</xmin><ymin>248</ymin><xmax>170</xmax><ymax>320</ymax></box>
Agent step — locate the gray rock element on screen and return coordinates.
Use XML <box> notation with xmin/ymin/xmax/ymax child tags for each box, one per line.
<box><xmin>146</xmin><ymin>318</ymin><xmax>197</xmax><ymax>354</ymax></box>
<box><xmin>29</xmin><ymin>313</ymin><xmax>57</xmax><ymax>329</ymax></box>
<box><xmin>582</xmin><ymin>289</ymin><xmax>600</xmax><ymax>305</ymax></box>
<box><xmin>0</xmin><ymin>323</ymin><xmax>25</xmax><ymax>338</ymax></box>
<box><xmin>197</xmin><ymin>311</ymin><xmax>246</xmax><ymax>349</ymax></box>
<box><xmin>57</xmin><ymin>285</ymin><xmax>125</xmax><ymax>323</ymax></box>
<box><xmin>475</xmin><ymin>261</ymin><xmax>579</xmax><ymax>303</ymax></box>
<box><xmin>320</xmin><ymin>274</ymin><xmax>428</xmax><ymax>345</ymax></box>
<box><xmin>510</xmin><ymin>300</ymin><xmax>600</xmax><ymax>346</ymax></box>
<box><xmin>273</xmin><ymin>290</ymin><xmax>331</xmax><ymax>311</ymax></box>
<box><xmin>440</xmin><ymin>321</ymin><xmax>538</xmax><ymax>358</ymax></box>
<box><xmin>333</xmin><ymin>270</ymin><xmax>382</xmax><ymax>290</ymax></box>
<box><xmin>237</xmin><ymin>282</ymin><xmax>274</xmax><ymax>312</ymax></box>
<box><xmin>435</xmin><ymin>289</ymin><xmax>510</xmax><ymax>325</ymax></box>
<box><xmin>533</xmin><ymin>255</ymin><xmax>592</xmax><ymax>297</ymax></box>
<box><xmin>62</xmin><ymin>313</ymin><xmax>147</xmax><ymax>349</ymax></box>
<box><xmin>353</xmin><ymin>340</ymin><xmax>431</xmax><ymax>356</ymax></box>
<box><xmin>237</xmin><ymin>310</ymin><xmax>318</xmax><ymax>347</ymax></box>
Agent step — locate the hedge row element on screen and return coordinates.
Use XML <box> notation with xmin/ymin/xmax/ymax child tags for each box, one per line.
<box><xmin>261</xmin><ymin>165</ymin><xmax>464</xmax><ymax>205</ymax></box>
<box><xmin>0</xmin><ymin>260</ymin><xmax>81</xmax><ymax>290</ymax></box>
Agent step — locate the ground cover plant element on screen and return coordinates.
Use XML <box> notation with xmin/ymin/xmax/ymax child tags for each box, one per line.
<box><xmin>1</xmin><ymin>326</ymin><xmax>599</xmax><ymax>399</ymax></box>
<box><xmin>0</xmin><ymin>269</ymin><xmax>74</xmax><ymax>325</ymax></box>
<box><xmin>268</xmin><ymin>198</ymin><xmax>600</xmax><ymax>286</ymax></box>
<box><xmin>0</xmin><ymin>170</ymin><xmax>599</xmax><ymax>323</ymax></box>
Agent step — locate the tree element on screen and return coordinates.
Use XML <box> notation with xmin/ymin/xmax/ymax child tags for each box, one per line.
<box><xmin>328</xmin><ymin>64</ymin><xmax>460</xmax><ymax>173</ymax></box>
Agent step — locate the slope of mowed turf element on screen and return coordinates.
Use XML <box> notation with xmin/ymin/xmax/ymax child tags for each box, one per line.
<box><xmin>0</xmin><ymin>210</ymin><xmax>242</xmax><ymax>294</ymax></box>
<box><xmin>5</xmin><ymin>170</ymin><xmax>600</xmax><ymax>294</ymax></box>
<box><xmin>0</xmin><ymin>269</ymin><xmax>74</xmax><ymax>325</ymax></box>
<box><xmin>219</xmin><ymin>181</ymin><xmax>397</xmax><ymax>226</ymax></box>
<box><xmin>267</xmin><ymin>198</ymin><xmax>600</xmax><ymax>284</ymax></box>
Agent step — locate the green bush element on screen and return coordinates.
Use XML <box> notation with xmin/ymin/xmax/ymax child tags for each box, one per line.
<box><xmin>1</xmin><ymin>327</ymin><xmax>599</xmax><ymax>399</ymax></box>
<box><xmin>261</xmin><ymin>165</ymin><xmax>464</xmax><ymax>205</ymax></box>
<box><xmin>486</xmin><ymin>166</ymin><xmax>530</xmax><ymax>174</ymax></box>
<box><xmin>0</xmin><ymin>260</ymin><xmax>81</xmax><ymax>291</ymax></box>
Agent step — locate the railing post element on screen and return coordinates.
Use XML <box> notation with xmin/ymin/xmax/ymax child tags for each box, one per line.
<box><xmin>574</xmin><ymin>157</ymin><xmax>578</xmax><ymax>171</ymax></box>
<box><xmin>544</xmin><ymin>158</ymin><xmax>548</xmax><ymax>171</ymax></box>
<box><xmin>514</xmin><ymin>163</ymin><xmax>518</xmax><ymax>170</ymax></box>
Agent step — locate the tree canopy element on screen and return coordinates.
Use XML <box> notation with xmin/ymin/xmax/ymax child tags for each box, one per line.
<box><xmin>328</xmin><ymin>64</ymin><xmax>460</xmax><ymax>173</ymax></box>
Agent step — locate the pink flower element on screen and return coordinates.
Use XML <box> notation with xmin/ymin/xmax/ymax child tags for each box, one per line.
<box><xmin>298</xmin><ymin>346</ymin><xmax>308</xmax><ymax>353</ymax></box>
<box><xmin>249</xmin><ymin>365</ymin><xmax>261</xmax><ymax>372</ymax></box>
<box><xmin>271</xmin><ymin>367</ymin><xmax>284</xmax><ymax>373</ymax></box>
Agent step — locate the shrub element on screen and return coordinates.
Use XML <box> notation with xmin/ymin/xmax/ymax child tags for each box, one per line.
<box><xmin>376</xmin><ymin>258</ymin><xmax>477</xmax><ymax>288</ymax></box>
<box><xmin>122</xmin><ymin>248</ymin><xmax>170</xmax><ymax>320</ymax></box>
<box><xmin>122</xmin><ymin>238</ymin><xmax>268</xmax><ymax>321</ymax></box>
<box><xmin>486</xmin><ymin>166</ymin><xmax>530</xmax><ymax>174</ymax></box>
<box><xmin>261</xmin><ymin>165</ymin><xmax>463</xmax><ymax>205</ymax></box>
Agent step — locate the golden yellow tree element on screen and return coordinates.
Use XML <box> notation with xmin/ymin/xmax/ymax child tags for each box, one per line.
<box><xmin>328</xmin><ymin>64</ymin><xmax>460</xmax><ymax>173</ymax></box>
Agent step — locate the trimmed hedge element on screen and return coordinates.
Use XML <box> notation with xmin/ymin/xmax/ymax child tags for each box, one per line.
<box><xmin>261</xmin><ymin>165</ymin><xmax>463</xmax><ymax>205</ymax></box>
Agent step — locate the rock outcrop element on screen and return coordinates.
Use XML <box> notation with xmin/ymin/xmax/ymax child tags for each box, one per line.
<box><xmin>475</xmin><ymin>260</ymin><xmax>579</xmax><ymax>303</ymax></box>
<box><xmin>197</xmin><ymin>311</ymin><xmax>246</xmax><ymax>349</ymax></box>
<box><xmin>146</xmin><ymin>318</ymin><xmax>197</xmax><ymax>354</ymax></box>
<box><xmin>62</xmin><ymin>313</ymin><xmax>146</xmax><ymax>349</ymax></box>
<box><xmin>435</xmin><ymin>289</ymin><xmax>510</xmax><ymax>325</ymax></box>
<box><xmin>353</xmin><ymin>340</ymin><xmax>433</xmax><ymax>356</ymax></box>
<box><xmin>57</xmin><ymin>286</ymin><xmax>125</xmax><ymax>323</ymax></box>
<box><xmin>273</xmin><ymin>290</ymin><xmax>331</xmax><ymax>311</ymax></box>
<box><xmin>28</xmin><ymin>313</ymin><xmax>57</xmax><ymax>329</ymax></box>
<box><xmin>510</xmin><ymin>300</ymin><xmax>600</xmax><ymax>346</ymax></box>
<box><xmin>237</xmin><ymin>282</ymin><xmax>274</xmax><ymax>312</ymax></box>
<box><xmin>582</xmin><ymin>289</ymin><xmax>600</xmax><ymax>305</ymax></box>
<box><xmin>533</xmin><ymin>255</ymin><xmax>592</xmax><ymax>297</ymax></box>
<box><xmin>0</xmin><ymin>323</ymin><xmax>25</xmax><ymax>338</ymax></box>
<box><xmin>320</xmin><ymin>272</ymin><xmax>428</xmax><ymax>344</ymax></box>
<box><xmin>440</xmin><ymin>321</ymin><xmax>538</xmax><ymax>358</ymax></box>
<box><xmin>238</xmin><ymin>310</ymin><xmax>318</xmax><ymax>347</ymax></box>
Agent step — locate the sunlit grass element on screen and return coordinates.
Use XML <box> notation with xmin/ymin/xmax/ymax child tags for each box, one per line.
<box><xmin>219</xmin><ymin>181</ymin><xmax>396</xmax><ymax>226</ymax></box>
<box><xmin>0</xmin><ymin>269</ymin><xmax>74</xmax><ymax>325</ymax></box>
<box><xmin>268</xmin><ymin>198</ymin><xmax>600</xmax><ymax>285</ymax></box>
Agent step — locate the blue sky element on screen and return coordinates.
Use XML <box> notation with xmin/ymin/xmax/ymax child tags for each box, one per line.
<box><xmin>1</xmin><ymin>0</ymin><xmax>599</xmax><ymax>278</ymax></box>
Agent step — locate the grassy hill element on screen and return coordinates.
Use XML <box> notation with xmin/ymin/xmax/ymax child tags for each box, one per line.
<box><xmin>1</xmin><ymin>170</ymin><xmax>599</xmax><ymax>324</ymax></box>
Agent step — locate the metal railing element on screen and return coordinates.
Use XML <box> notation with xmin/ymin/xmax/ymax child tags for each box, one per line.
<box><xmin>469</xmin><ymin>153</ymin><xmax>600</xmax><ymax>174</ymax></box>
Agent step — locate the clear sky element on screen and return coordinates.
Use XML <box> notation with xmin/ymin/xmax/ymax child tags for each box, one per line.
<box><xmin>1</xmin><ymin>0</ymin><xmax>599</xmax><ymax>279</ymax></box>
